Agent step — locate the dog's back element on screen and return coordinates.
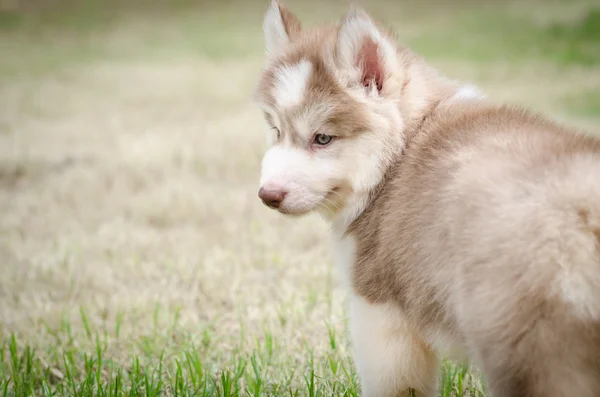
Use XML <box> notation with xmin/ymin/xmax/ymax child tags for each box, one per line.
<box><xmin>350</xmin><ymin>100</ymin><xmax>600</xmax><ymax>396</ymax></box>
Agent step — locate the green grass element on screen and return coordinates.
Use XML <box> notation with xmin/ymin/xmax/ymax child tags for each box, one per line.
<box><xmin>1</xmin><ymin>305</ymin><xmax>485</xmax><ymax>397</ymax></box>
<box><xmin>1</xmin><ymin>317</ymin><xmax>484</xmax><ymax>397</ymax></box>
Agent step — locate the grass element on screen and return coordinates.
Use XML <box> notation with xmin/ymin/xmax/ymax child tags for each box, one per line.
<box><xmin>2</xmin><ymin>323</ymin><xmax>483</xmax><ymax>397</ymax></box>
<box><xmin>2</xmin><ymin>321</ymin><xmax>355</xmax><ymax>396</ymax></box>
<box><xmin>0</xmin><ymin>0</ymin><xmax>599</xmax><ymax>396</ymax></box>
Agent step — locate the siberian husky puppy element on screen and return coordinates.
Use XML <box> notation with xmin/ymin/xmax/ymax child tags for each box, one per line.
<box><xmin>253</xmin><ymin>2</ymin><xmax>600</xmax><ymax>396</ymax></box>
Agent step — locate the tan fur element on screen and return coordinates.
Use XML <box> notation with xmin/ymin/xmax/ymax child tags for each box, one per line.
<box><xmin>277</xmin><ymin>1</ymin><xmax>302</xmax><ymax>39</ymax></box>
<box><xmin>350</xmin><ymin>101</ymin><xmax>600</xmax><ymax>395</ymax></box>
<box><xmin>254</xmin><ymin>3</ymin><xmax>600</xmax><ymax>396</ymax></box>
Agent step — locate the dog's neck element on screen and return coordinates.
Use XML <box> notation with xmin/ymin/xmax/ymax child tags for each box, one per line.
<box><xmin>330</xmin><ymin>59</ymin><xmax>484</xmax><ymax>235</ymax></box>
<box><xmin>397</xmin><ymin>57</ymin><xmax>458</xmax><ymax>140</ymax></box>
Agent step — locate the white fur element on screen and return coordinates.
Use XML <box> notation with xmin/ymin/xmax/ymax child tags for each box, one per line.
<box><xmin>332</xmin><ymin>194</ymin><xmax>371</xmax><ymax>232</ymax></box>
<box><xmin>272</xmin><ymin>60</ymin><xmax>312</xmax><ymax>109</ymax></box>
<box><xmin>260</xmin><ymin>145</ymin><xmax>336</xmax><ymax>214</ymax></box>
<box><xmin>350</xmin><ymin>294</ymin><xmax>439</xmax><ymax>397</ymax></box>
<box><xmin>422</xmin><ymin>328</ymin><xmax>468</xmax><ymax>364</ymax></box>
<box><xmin>331</xmin><ymin>233</ymin><xmax>356</xmax><ymax>288</ymax></box>
<box><xmin>450</xmin><ymin>84</ymin><xmax>486</xmax><ymax>102</ymax></box>
<box><xmin>263</xmin><ymin>1</ymin><xmax>289</xmax><ymax>57</ymax></box>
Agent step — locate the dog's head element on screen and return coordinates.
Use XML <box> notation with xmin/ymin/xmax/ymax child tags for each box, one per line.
<box><xmin>253</xmin><ymin>1</ymin><xmax>406</xmax><ymax>223</ymax></box>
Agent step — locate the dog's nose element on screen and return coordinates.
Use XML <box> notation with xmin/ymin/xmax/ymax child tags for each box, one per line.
<box><xmin>258</xmin><ymin>187</ymin><xmax>286</xmax><ymax>209</ymax></box>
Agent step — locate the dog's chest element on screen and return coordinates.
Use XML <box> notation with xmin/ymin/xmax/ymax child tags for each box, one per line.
<box><xmin>331</xmin><ymin>232</ymin><xmax>356</xmax><ymax>289</ymax></box>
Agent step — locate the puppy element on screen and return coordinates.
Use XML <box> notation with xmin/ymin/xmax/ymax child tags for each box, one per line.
<box><xmin>253</xmin><ymin>2</ymin><xmax>600</xmax><ymax>396</ymax></box>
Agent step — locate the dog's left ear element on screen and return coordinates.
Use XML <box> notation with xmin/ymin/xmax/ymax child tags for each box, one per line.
<box><xmin>263</xmin><ymin>0</ymin><xmax>302</xmax><ymax>57</ymax></box>
<box><xmin>335</xmin><ymin>8</ymin><xmax>397</xmax><ymax>94</ymax></box>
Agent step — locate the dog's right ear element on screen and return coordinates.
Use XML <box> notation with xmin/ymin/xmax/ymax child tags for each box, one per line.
<box><xmin>335</xmin><ymin>7</ymin><xmax>398</xmax><ymax>95</ymax></box>
<box><xmin>263</xmin><ymin>0</ymin><xmax>302</xmax><ymax>57</ymax></box>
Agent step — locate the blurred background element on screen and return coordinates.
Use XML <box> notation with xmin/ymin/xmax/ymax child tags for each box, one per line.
<box><xmin>1</xmin><ymin>0</ymin><xmax>599</xmax><ymax>395</ymax></box>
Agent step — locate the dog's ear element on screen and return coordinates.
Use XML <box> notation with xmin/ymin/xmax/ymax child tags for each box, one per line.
<box><xmin>263</xmin><ymin>0</ymin><xmax>302</xmax><ymax>57</ymax></box>
<box><xmin>335</xmin><ymin>8</ymin><xmax>397</xmax><ymax>93</ymax></box>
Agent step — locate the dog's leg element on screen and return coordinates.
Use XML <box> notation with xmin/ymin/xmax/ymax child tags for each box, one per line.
<box><xmin>350</xmin><ymin>294</ymin><xmax>439</xmax><ymax>397</ymax></box>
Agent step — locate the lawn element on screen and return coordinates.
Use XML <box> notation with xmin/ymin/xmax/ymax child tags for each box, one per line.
<box><xmin>1</xmin><ymin>0</ymin><xmax>599</xmax><ymax>396</ymax></box>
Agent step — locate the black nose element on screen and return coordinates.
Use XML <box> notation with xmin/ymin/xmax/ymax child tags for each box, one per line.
<box><xmin>258</xmin><ymin>187</ymin><xmax>287</xmax><ymax>209</ymax></box>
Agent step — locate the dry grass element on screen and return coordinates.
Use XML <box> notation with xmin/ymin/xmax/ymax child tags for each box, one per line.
<box><xmin>1</xmin><ymin>0</ymin><xmax>599</xmax><ymax>395</ymax></box>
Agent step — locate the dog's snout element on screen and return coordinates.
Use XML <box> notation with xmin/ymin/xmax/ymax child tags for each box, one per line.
<box><xmin>258</xmin><ymin>187</ymin><xmax>287</xmax><ymax>209</ymax></box>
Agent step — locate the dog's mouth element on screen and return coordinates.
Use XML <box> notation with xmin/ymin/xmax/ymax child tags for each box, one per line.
<box><xmin>277</xmin><ymin>207</ymin><xmax>312</xmax><ymax>216</ymax></box>
<box><xmin>273</xmin><ymin>186</ymin><xmax>344</xmax><ymax>217</ymax></box>
<box><xmin>320</xmin><ymin>186</ymin><xmax>345</xmax><ymax>215</ymax></box>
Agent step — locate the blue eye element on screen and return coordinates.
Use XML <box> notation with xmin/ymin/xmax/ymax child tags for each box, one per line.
<box><xmin>314</xmin><ymin>134</ymin><xmax>332</xmax><ymax>145</ymax></box>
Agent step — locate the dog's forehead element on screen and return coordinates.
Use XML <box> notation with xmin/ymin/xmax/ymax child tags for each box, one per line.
<box><xmin>255</xmin><ymin>48</ymin><xmax>369</xmax><ymax>139</ymax></box>
<box><xmin>271</xmin><ymin>59</ymin><xmax>313</xmax><ymax>110</ymax></box>
<box><xmin>283</xmin><ymin>64</ymin><xmax>343</xmax><ymax>134</ymax></box>
<box><xmin>257</xmin><ymin>49</ymin><xmax>340</xmax><ymax>105</ymax></box>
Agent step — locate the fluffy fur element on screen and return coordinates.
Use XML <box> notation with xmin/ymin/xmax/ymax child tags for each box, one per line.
<box><xmin>253</xmin><ymin>2</ymin><xmax>600</xmax><ymax>396</ymax></box>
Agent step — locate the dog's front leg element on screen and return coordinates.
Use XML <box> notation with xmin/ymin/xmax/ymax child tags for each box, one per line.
<box><xmin>350</xmin><ymin>294</ymin><xmax>439</xmax><ymax>397</ymax></box>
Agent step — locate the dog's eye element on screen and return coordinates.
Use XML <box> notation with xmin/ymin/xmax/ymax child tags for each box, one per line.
<box><xmin>314</xmin><ymin>134</ymin><xmax>332</xmax><ymax>146</ymax></box>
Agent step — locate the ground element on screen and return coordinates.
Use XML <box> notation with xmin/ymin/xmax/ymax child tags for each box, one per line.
<box><xmin>1</xmin><ymin>0</ymin><xmax>599</xmax><ymax>395</ymax></box>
